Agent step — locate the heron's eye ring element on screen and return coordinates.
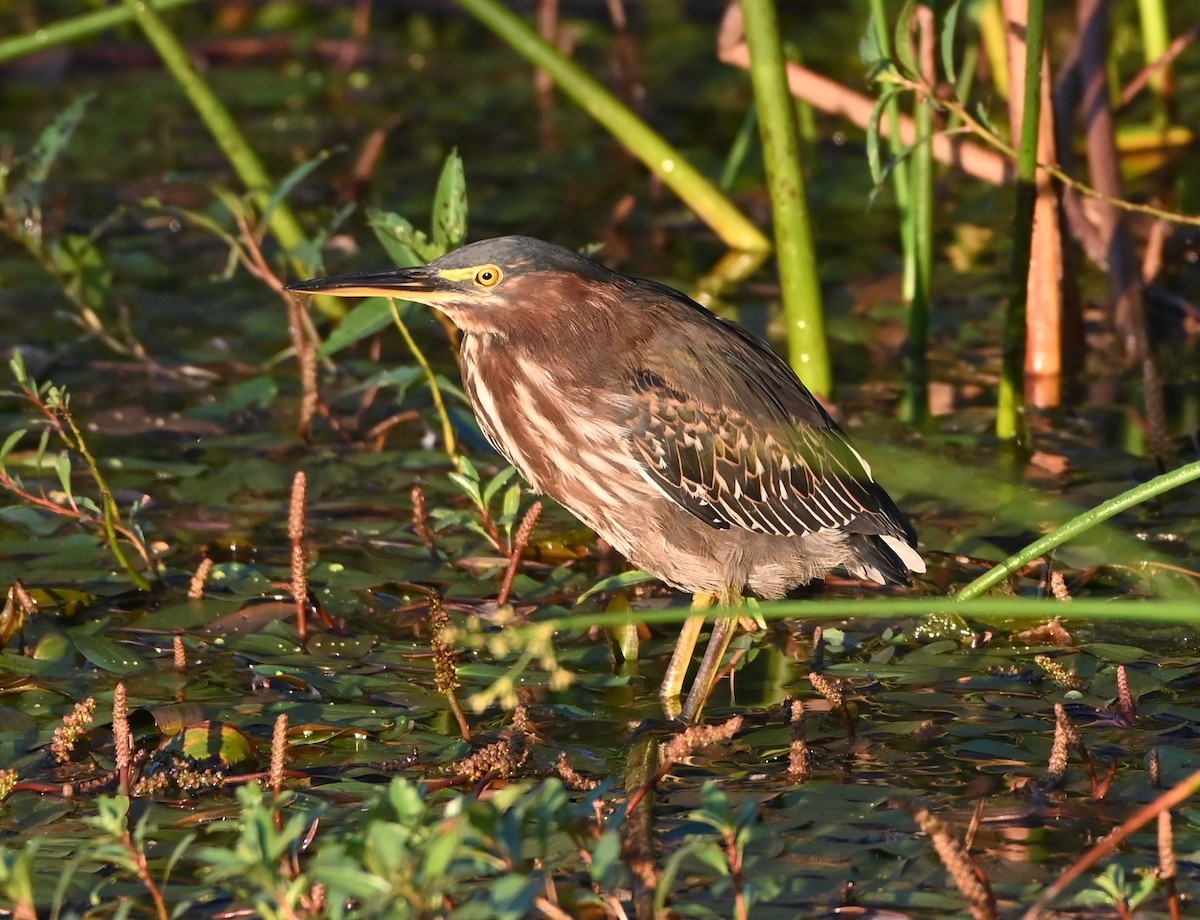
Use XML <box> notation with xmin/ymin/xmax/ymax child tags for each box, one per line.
<box><xmin>475</xmin><ymin>266</ymin><xmax>502</xmax><ymax>287</ymax></box>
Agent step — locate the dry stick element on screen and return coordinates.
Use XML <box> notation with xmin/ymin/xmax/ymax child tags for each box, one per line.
<box><xmin>964</xmin><ymin>797</ymin><xmax>986</xmax><ymax>850</ymax></box>
<box><xmin>497</xmin><ymin>501</ymin><xmax>542</xmax><ymax>606</ymax></box>
<box><xmin>187</xmin><ymin>555</ymin><xmax>214</xmax><ymax>600</ymax></box>
<box><xmin>1119</xmin><ymin>23</ymin><xmax>1200</xmax><ymax>108</ymax></box>
<box><xmin>1022</xmin><ymin>766</ymin><xmax>1200</xmax><ymax>919</ymax></box>
<box><xmin>717</xmin><ymin>22</ymin><xmax>1010</xmax><ymax>185</ymax></box>
<box><xmin>288</xmin><ymin>471</ymin><xmax>309</xmax><ymax>646</ymax></box>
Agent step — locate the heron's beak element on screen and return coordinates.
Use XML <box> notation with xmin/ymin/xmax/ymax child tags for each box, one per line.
<box><xmin>285</xmin><ymin>267</ymin><xmax>446</xmax><ymax>302</ymax></box>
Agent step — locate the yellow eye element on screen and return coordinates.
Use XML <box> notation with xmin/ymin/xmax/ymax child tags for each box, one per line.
<box><xmin>475</xmin><ymin>265</ymin><xmax>502</xmax><ymax>287</ymax></box>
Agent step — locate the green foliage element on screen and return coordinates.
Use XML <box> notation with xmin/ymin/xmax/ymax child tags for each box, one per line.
<box><xmin>1</xmin><ymin>353</ymin><xmax>154</xmax><ymax>590</ymax></box>
<box><xmin>439</xmin><ymin>455</ymin><xmax>524</xmax><ymax>552</ymax></box>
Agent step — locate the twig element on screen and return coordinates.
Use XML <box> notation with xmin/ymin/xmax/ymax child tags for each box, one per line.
<box><xmin>1021</xmin><ymin>766</ymin><xmax>1200</xmax><ymax>919</ymax></box>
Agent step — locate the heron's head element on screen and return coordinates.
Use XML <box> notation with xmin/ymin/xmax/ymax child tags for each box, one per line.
<box><xmin>287</xmin><ymin>236</ymin><xmax>618</xmax><ymax>336</ymax></box>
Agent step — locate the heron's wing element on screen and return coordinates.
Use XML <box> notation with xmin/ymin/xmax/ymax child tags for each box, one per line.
<box><xmin>621</xmin><ymin>287</ymin><xmax>916</xmax><ymax>549</ymax></box>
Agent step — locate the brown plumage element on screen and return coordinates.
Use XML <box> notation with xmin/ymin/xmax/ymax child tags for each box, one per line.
<box><xmin>289</xmin><ymin>236</ymin><xmax>924</xmax><ymax>720</ymax></box>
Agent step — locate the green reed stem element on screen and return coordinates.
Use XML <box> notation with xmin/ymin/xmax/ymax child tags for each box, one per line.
<box><xmin>455</xmin><ymin>0</ymin><xmax>771</xmax><ymax>256</ymax></box>
<box><xmin>389</xmin><ymin>300</ymin><xmax>458</xmax><ymax>461</ymax></box>
<box><xmin>1135</xmin><ymin>0</ymin><xmax>1171</xmax><ymax>101</ymax></box>
<box><xmin>0</xmin><ymin>0</ymin><xmax>200</xmax><ymax>63</ymax></box>
<box><xmin>955</xmin><ymin>458</ymin><xmax>1200</xmax><ymax>600</ymax></box>
<box><xmin>900</xmin><ymin>26</ymin><xmax>934</xmax><ymax>424</ymax></box>
<box><xmin>867</xmin><ymin>0</ymin><xmax>915</xmax><ymax>300</ymax></box>
<box><xmin>996</xmin><ymin>0</ymin><xmax>1045</xmax><ymax>442</ymax></box>
<box><xmin>119</xmin><ymin>0</ymin><xmax>341</xmax><ymax>319</ymax></box>
<box><xmin>503</xmin><ymin>595</ymin><xmax>1200</xmax><ymax>639</ymax></box>
<box><xmin>742</xmin><ymin>0</ymin><xmax>831</xmax><ymax>394</ymax></box>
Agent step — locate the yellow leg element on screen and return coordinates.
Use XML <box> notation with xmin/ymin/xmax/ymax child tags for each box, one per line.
<box><xmin>680</xmin><ymin>602</ymin><xmax>740</xmax><ymax>724</ymax></box>
<box><xmin>659</xmin><ymin>591</ymin><xmax>717</xmax><ymax>718</ymax></box>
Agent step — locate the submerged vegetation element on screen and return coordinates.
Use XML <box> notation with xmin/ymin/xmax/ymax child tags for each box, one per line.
<box><xmin>1</xmin><ymin>1</ymin><xmax>1199</xmax><ymax>917</ymax></box>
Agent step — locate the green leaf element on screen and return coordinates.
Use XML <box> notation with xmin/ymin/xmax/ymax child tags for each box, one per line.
<box><xmin>317</xmin><ymin>297</ymin><xmax>396</xmax><ymax>358</ymax></box>
<box><xmin>866</xmin><ymin>86</ymin><xmax>902</xmax><ymax>188</ymax></box>
<box><xmin>941</xmin><ymin>0</ymin><xmax>964</xmax><ymax>87</ymax></box>
<box><xmin>53</xmin><ymin>452</ymin><xmax>73</xmax><ymax>501</ymax></box>
<box><xmin>859</xmin><ymin>12</ymin><xmax>885</xmax><ymax>70</ymax></box>
<box><xmin>0</xmin><ymin>429</ymin><xmax>26</xmax><ymax>466</ymax></box>
<box><xmin>500</xmin><ymin>483</ymin><xmax>522</xmax><ymax>524</ymax></box>
<box><xmin>367</xmin><ymin>208</ymin><xmax>425</xmax><ymax>268</ymax></box>
<box><xmin>482</xmin><ymin>465</ymin><xmax>519</xmax><ymax>506</ymax></box>
<box><xmin>577</xmin><ymin>569</ymin><xmax>658</xmax><ymax>603</ymax></box>
<box><xmin>72</xmin><ymin>634</ymin><xmax>149</xmax><ymax>675</ymax></box>
<box><xmin>893</xmin><ymin>0</ymin><xmax>918</xmax><ymax>77</ymax></box>
<box><xmin>431</xmin><ymin>149</ymin><xmax>468</xmax><ymax>251</ymax></box>
<box><xmin>25</xmin><ymin>93</ymin><xmax>94</xmax><ymax>185</ymax></box>
<box><xmin>260</xmin><ymin>147</ymin><xmax>339</xmax><ymax>233</ymax></box>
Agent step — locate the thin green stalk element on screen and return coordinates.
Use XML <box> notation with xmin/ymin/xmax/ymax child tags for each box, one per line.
<box><xmin>51</xmin><ymin>404</ymin><xmax>153</xmax><ymax>591</ymax></box>
<box><xmin>718</xmin><ymin>108</ymin><xmax>758</xmax><ymax>192</ymax></box>
<box><xmin>455</xmin><ymin>0</ymin><xmax>770</xmax><ymax>256</ymax></box>
<box><xmin>119</xmin><ymin>0</ymin><xmax>340</xmax><ymax>319</ymax></box>
<box><xmin>741</xmin><ymin>0</ymin><xmax>830</xmax><ymax>394</ymax></box>
<box><xmin>497</xmin><ymin>596</ymin><xmax>1200</xmax><ymax>638</ymax></box>
<box><xmin>0</xmin><ymin>0</ymin><xmax>200</xmax><ymax>64</ymax></box>
<box><xmin>389</xmin><ymin>300</ymin><xmax>457</xmax><ymax>461</ymax></box>
<box><xmin>867</xmin><ymin>0</ymin><xmax>915</xmax><ymax>301</ymax></box>
<box><xmin>900</xmin><ymin>11</ymin><xmax>934</xmax><ymax>424</ymax></box>
<box><xmin>996</xmin><ymin>0</ymin><xmax>1045</xmax><ymax>441</ymax></box>
<box><xmin>1136</xmin><ymin>0</ymin><xmax>1171</xmax><ymax>100</ymax></box>
<box><xmin>955</xmin><ymin>458</ymin><xmax>1200</xmax><ymax>600</ymax></box>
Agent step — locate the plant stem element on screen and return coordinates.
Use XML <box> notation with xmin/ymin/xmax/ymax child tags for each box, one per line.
<box><xmin>1136</xmin><ymin>0</ymin><xmax>1172</xmax><ymax>105</ymax></box>
<box><xmin>118</xmin><ymin>0</ymin><xmax>341</xmax><ymax>317</ymax></box>
<box><xmin>955</xmin><ymin>458</ymin><xmax>1200</xmax><ymax>600</ymax></box>
<box><xmin>389</xmin><ymin>300</ymin><xmax>458</xmax><ymax>461</ymax></box>
<box><xmin>455</xmin><ymin>0</ymin><xmax>771</xmax><ymax>256</ymax></box>
<box><xmin>0</xmin><ymin>0</ymin><xmax>200</xmax><ymax>63</ymax></box>
<box><xmin>742</xmin><ymin>0</ymin><xmax>831</xmax><ymax>394</ymax></box>
<box><xmin>996</xmin><ymin>0</ymin><xmax>1045</xmax><ymax>441</ymax></box>
<box><xmin>58</xmin><ymin>409</ymin><xmax>153</xmax><ymax>590</ymax></box>
<box><xmin>900</xmin><ymin>5</ymin><xmax>935</xmax><ymax>423</ymax></box>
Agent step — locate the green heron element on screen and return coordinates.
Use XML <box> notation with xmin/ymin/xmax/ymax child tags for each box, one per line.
<box><xmin>289</xmin><ymin>236</ymin><xmax>923</xmax><ymax>722</ymax></box>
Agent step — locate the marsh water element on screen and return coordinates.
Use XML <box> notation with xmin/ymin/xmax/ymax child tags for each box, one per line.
<box><xmin>2</xmin><ymin>3</ymin><xmax>1200</xmax><ymax>917</ymax></box>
